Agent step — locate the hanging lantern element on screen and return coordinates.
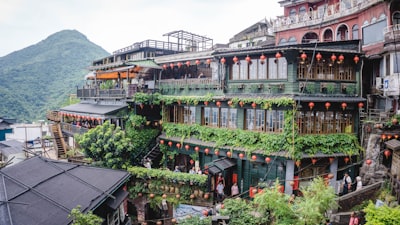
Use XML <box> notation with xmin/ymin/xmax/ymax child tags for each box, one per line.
<box><xmin>163</xmin><ymin>64</ymin><xmax>167</xmax><ymax>70</ymax></box>
<box><xmin>195</xmin><ymin>59</ymin><xmax>201</xmax><ymax>65</ymax></box>
<box><xmin>239</xmin><ymin>101</ymin><xmax>245</xmax><ymax>107</ymax></box>
<box><xmin>260</xmin><ymin>54</ymin><xmax>266</xmax><ymax>64</ymax></box>
<box><xmin>358</xmin><ymin>102</ymin><xmax>364</xmax><ymax>109</ymax></box>
<box><xmin>226</xmin><ymin>151</ymin><xmax>232</xmax><ymax>157</ymax></box>
<box><xmin>325</xmin><ymin>102</ymin><xmax>331</xmax><ymax>110</ymax></box>
<box><xmin>341</xmin><ymin>102</ymin><xmax>347</xmax><ymax>110</ymax></box>
<box><xmin>251</xmin><ymin>155</ymin><xmax>257</xmax><ymax>161</ymax></box>
<box><xmin>204</xmin><ymin>148</ymin><xmax>210</xmax><ymax>155</ymax></box>
<box><xmin>233</xmin><ymin>56</ymin><xmax>238</xmax><ymax>64</ymax></box>
<box><xmin>220</xmin><ymin>57</ymin><xmax>226</xmax><ymax>64</ymax></box>
<box><xmin>194</xmin><ymin>146</ymin><xmax>200</xmax><ymax>152</ymax></box>
<box><xmin>338</xmin><ymin>54</ymin><xmax>344</xmax><ymax>62</ymax></box>
<box><xmin>190</xmin><ymin>159</ymin><xmax>194</xmax><ymax>165</ymax></box>
<box><xmin>329</xmin><ymin>157</ymin><xmax>335</xmax><ymax>164</ymax></box>
<box><xmin>176</xmin><ymin>143</ymin><xmax>181</xmax><ymax>148</ymax></box>
<box><xmin>177</xmin><ymin>62</ymin><xmax>182</xmax><ymax>68</ymax></box>
<box><xmin>388</xmin><ymin>134</ymin><xmax>392</xmax><ymax>140</ymax></box>
<box><xmin>331</xmin><ymin>54</ymin><xmax>337</xmax><ymax>62</ymax></box>
<box><xmin>185</xmin><ymin>145</ymin><xmax>190</xmax><ymax>151</ymax></box>
<box><xmin>160</xmin><ymin>140</ymin><xmax>165</xmax><ymax>145</ymax></box>
<box><xmin>275</xmin><ymin>52</ymin><xmax>282</xmax><ymax>59</ymax></box>
<box><xmin>251</xmin><ymin>102</ymin><xmax>257</xmax><ymax>109</ymax></box>
<box><xmin>381</xmin><ymin>134</ymin><xmax>387</xmax><ymax>140</ymax></box>
<box><xmin>353</xmin><ymin>55</ymin><xmax>359</xmax><ymax>64</ymax></box>
<box><xmin>265</xmin><ymin>157</ymin><xmax>271</xmax><ymax>164</ymax></box>
<box><xmin>216</xmin><ymin>101</ymin><xmax>221</xmax><ymax>107</ymax></box>
<box><xmin>185</xmin><ymin>61</ymin><xmax>190</xmax><ymax>67</ymax></box>
<box><xmin>228</xmin><ymin>100</ymin><xmax>233</xmax><ymax>106</ymax></box>
<box><xmin>366</xmin><ymin>159</ymin><xmax>372</xmax><ymax>165</ymax></box>
<box><xmin>384</xmin><ymin>149</ymin><xmax>391</xmax><ymax>159</ymax></box>
<box><xmin>308</xmin><ymin>102</ymin><xmax>315</xmax><ymax>110</ymax></box>
<box><xmin>206</xmin><ymin>59</ymin><xmax>211</xmax><ymax>64</ymax></box>
<box><xmin>214</xmin><ymin>149</ymin><xmax>220</xmax><ymax>156</ymax></box>
<box><xmin>239</xmin><ymin>153</ymin><xmax>245</xmax><ymax>159</ymax></box>
<box><xmin>245</xmin><ymin>55</ymin><xmax>251</xmax><ymax>63</ymax></box>
<box><xmin>316</xmin><ymin>52</ymin><xmax>322</xmax><ymax>61</ymax></box>
<box><xmin>170</xmin><ymin>63</ymin><xmax>174</xmax><ymax>69</ymax></box>
<box><xmin>204</xmin><ymin>101</ymin><xmax>209</xmax><ymax>106</ymax></box>
<box><xmin>295</xmin><ymin>160</ymin><xmax>301</xmax><ymax>168</ymax></box>
<box><xmin>168</xmin><ymin>141</ymin><xmax>173</xmax><ymax>147</ymax></box>
<box><xmin>301</xmin><ymin>52</ymin><xmax>307</xmax><ymax>61</ymax></box>
<box><xmin>395</xmin><ymin>134</ymin><xmax>399</xmax><ymax>139</ymax></box>
<box><xmin>311</xmin><ymin>158</ymin><xmax>317</xmax><ymax>165</ymax></box>
<box><xmin>344</xmin><ymin>157</ymin><xmax>350</xmax><ymax>164</ymax></box>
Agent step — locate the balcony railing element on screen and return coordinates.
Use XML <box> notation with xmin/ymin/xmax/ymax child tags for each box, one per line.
<box><xmin>60</xmin><ymin>122</ymin><xmax>88</xmax><ymax>135</ymax></box>
<box><xmin>383</xmin><ymin>24</ymin><xmax>400</xmax><ymax>43</ymax></box>
<box><xmin>159</xmin><ymin>78</ymin><xmax>222</xmax><ymax>94</ymax></box>
<box><xmin>273</xmin><ymin>0</ymin><xmax>380</xmax><ymax>32</ymax></box>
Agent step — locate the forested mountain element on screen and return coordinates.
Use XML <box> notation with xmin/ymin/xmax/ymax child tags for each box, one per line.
<box><xmin>0</xmin><ymin>30</ymin><xmax>109</xmax><ymax>122</ymax></box>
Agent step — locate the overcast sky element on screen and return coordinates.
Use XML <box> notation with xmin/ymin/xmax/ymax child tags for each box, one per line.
<box><xmin>0</xmin><ymin>0</ymin><xmax>282</xmax><ymax>57</ymax></box>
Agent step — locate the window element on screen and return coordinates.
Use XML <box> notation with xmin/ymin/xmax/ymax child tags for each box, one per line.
<box><xmin>203</xmin><ymin>107</ymin><xmax>237</xmax><ymax>128</ymax></box>
<box><xmin>184</xmin><ymin>106</ymin><xmax>196</xmax><ymax>124</ymax></box>
<box><xmin>231</xmin><ymin>58</ymin><xmax>268</xmax><ymax>80</ymax></box>
<box><xmin>393</xmin><ymin>52</ymin><xmax>400</xmax><ymax>74</ymax></box>
<box><xmin>246</xmin><ymin>109</ymin><xmax>284</xmax><ymax>132</ymax></box>
<box><xmin>362</xmin><ymin>18</ymin><xmax>386</xmax><ymax>45</ymax></box>
<box><xmin>352</xmin><ymin>24</ymin><xmax>359</xmax><ymax>40</ymax></box>
<box><xmin>164</xmin><ymin>105</ymin><xmax>195</xmax><ymax>124</ymax></box>
<box><xmin>299</xmin><ymin>6</ymin><xmax>306</xmax><ymax>16</ymax></box>
<box><xmin>297</xmin><ymin>111</ymin><xmax>353</xmax><ymax>134</ymax></box>
<box><xmin>268</xmin><ymin>57</ymin><xmax>288</xmax><ymax>79</ymax></box>
<box><xmin>393</xmin><ymin>12</ymin><xmax>400</xmax><ymax>25</ymax></box>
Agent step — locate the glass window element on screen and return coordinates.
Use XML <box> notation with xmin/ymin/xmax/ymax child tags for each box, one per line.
<box><xmin>352</xmin><ymin>24</ymin><xmax>359</xmax><ymax>40</ymax></box>
<box><xmin>246</xmin><ymin>109</ymin><xmax>285</xmax><ymax>132</ymax></box>
<box><xmin>184</xmin><ymin>106</ymin><xmax>196</xmax><ymax>125</ymax></box>
<box><xmin>394</xmin><ymin>12</ymin><xmax>400</xmax><ymax>25</ymax></box>
<box><xmin>299</xmin><ymin>6</ymin><xmax>306</xmax><ymax>15</ymax></box>
<box><xmin>204</xmin><ymin>108</ymin><xmax>210</xmax><ymax>126</ymax></box>
<box><xmin>240</xmin><ymin>60</ymin><xmax>248</xmax><ymax>79</ymax></box>
<box><xmin>249</xmin><ymin>59</ymin><xmax>257</xmax><ymax>79</ymax></box>
<box><xmin>362</xmin><ymin>19</ymin><xmax>386</xmax><ymax>45</ymax></box>
<box><xmin>203</xmin><ymin>107</ymin><xmax>237</xmax><ymax>128</ymax></box>
<box><xmin>232</xmin><ymin>63</ymin><xmax>240</xmax><ymax>80</ymax></box>
<box><xmin>211</xmin><ymin>108</ymin><xmax>219</xmax><ymax>127</ymax></box>
<box><xmin>259</xmin><ymin>60</ymin><xmax>267</xmax><ymax>79</ymax></box>
<box><xmin>393</xmin><ymin>53</ymin><xmax>400</xmax><ymax>74</ymax></box>
<box><xmin>297</xmin><ymin>110</ymin><xmax>353</xmax><ymax>134</ymax></box>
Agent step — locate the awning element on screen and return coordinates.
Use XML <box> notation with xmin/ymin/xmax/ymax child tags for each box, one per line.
<box><xmin>385</xmin><ymin>139</ymin><xmax>400</xmax><ymax>151</ymax></box>
<box><xmin>294</xmin><ymin>96</ymin><xmax>366</xmax><ymax>103</ymax></box>
<box><xmin>207</xmin><ymin>158</ymin><xmax>236</xmax><ymax>175</ymax></box>
<box><xmin>125</xmin><ymin>60</ymin><xmax>162</xmax><ymax>69</ymax></box>
<box><xmin>60</xmin><ymin>103</ymin><xmax>127</xmax><ymax>116</ymax></box>
<box><xmin>106</xmin><ymin>189</ymin><xmax>129</xmax><ymax>210</ymax></box>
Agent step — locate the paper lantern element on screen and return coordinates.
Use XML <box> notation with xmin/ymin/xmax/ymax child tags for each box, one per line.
<box><xmin>358</xmin><ymin>102</ymin><xmax>364</xmax><ymax>109</ymax></box>
<box><xmin>308</xmin><ymin>102</ymin><xmax>314</xmax><ymax>110</ymax></box>
<box><xmin>245</xmin><ymin>55</ymin><xmax>251</xmax><ymax>63</ymax></box>
<box><xmin>384</xmin><ymin>149</ymin><xmax>391</xmax><ymax>159</ymax></box>
<box><xmin>239</xmin><ymin>153</ymin><xmax>244</xmax><ymax>159</ymax></box>
<box><xmin>251</xmin><ymin>155</ymin><xmax>257</xmax><ymax>161</ymax></box>
<box><xmin>316</xmin><ymin>52</ymin><xmax>322</xmax><ymax>61</ymax></box>
<box><xmin>226</xmin><ymin>151</ymin><xmax>232</xmax><ymax>157</ymax></box>
<box><xmin>177</xmin><ymin>62</ymin><xmax>182</xmax><ymax>68</ymax></box>
<box><xmin>301</xmin><ymin>52</ymin><xmax>307</xmax><ymax>61</ymax></box>
<box><xmin>331</xmin><ymin>54</ymin><xmax>337</xmax><ymax>62</ymax></box>
<box><xmin>311</xmin><ymin>158</ymin><xmax>317</xmax><ymax>165</ymax></box>
<box><xmin>214</xmin><ymin>149</ymin><xmax>220</xmax><ymax>156</ymax></box>
<box><xmin>216</xmin><ymin>101</ymin><xmax>221</xmax><ymax>107</ymax></box>
<box><xmin>265</xmin><ymin>157</ymin><xmax>271</xmax><ymax>164</ymax></box>
<box><xmin>186</xmin><ymin>61</ymin><xmax>190</xmax><ymax>67</ymax></box>
<box><xmin>170</xmin><ymin>63</ymin><xmax>174</xmax><ymax>69</ymax></box>
<box><xmin>233</xmin><ymin>56</ymin><xmax>238</xmax><ymax>64</ymax></box>
<box><xmin>353</xmin><ymin>55</ymin><xmax>359</xmax><ymax>64</ymax></box>
<box><xmin>194</xmin><ymin>146</ymin><xmax>200</xmax><ymax>152</ymax></box>
<box><xmin>338</xmin><ymin>54</ymin><xmax>344</xmax><ymax>62</ymax></box>
<box><xmin>176</xmin><ymin>143</ymin><xmax>181</xmax><ymax>148</ymax></box>
<box><xmin>220</xmin><ymin>57</ymin><xmax>226</xmax><ymax>64</ymax></box>
<box><xmin>341</xmin><ymin>102</ymin><xmax>347</xmax><ymax>110</ymax></box>
<box><xmin>185</xmin><ymin>145</ymin><xmax>190</xmax><ymax>151</ymax></box>
<box><xmin>344</xmin><ymin>157</ymin><xmax>350</xmax><ymax>164</ymax></box>
<box><xmin>163</xmin><ymin>64</ymin><xmax>167</xmax><ymax>70</ymax></box>
<box><xmin>325</xmin><ymin>102</ymin><xmax>331</xmax><ymax>110</ymax></box>
<box><xmin>204</xmin><ymin>148</ymin><xmax>209</xmax><ymax>155</ymax></box>
<box><xmin>206</xmin><ymin>59</ymin><xmax>211</xmax><ymax>64</ymax></box>
<box><xmin>195</xmin><ymin>59</ymin><xmax>201</xmax><ymax>65</ymax></box>
<box><xmin>168</xmin><ymin>141</ymin><xmax>173</xmax><ymax>147</ymax></box>
<box><xmin>160</xmin><ymin>140</ymin><xmax>165</xmax><ymax>145</ymax></box>
<box><xmin>366</xmin><ymin>159</ymin><xmax>372</xmax><ymax>165</ymax></box>
<box><xmin>275</xmin><ymin>52</ymin><xmax>281</xmax><ymax>58</ymax></box>
<box><xmin>295</xmin><ymin>160</ymin><xmax>301</xmax><ymax>167</ymax></box>
<box><xmin>260</xmin><ymin>54</ymin><xmax>266</xmax><ymax>64</ymax></box>
<box><xmin>251</xmin><ymin>102</ymin><xmax>257</xmax><ymax>109</ymax></box>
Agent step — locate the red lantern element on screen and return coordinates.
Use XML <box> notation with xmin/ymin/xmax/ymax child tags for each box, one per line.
<box><xmin>194</xmin><ymin>146</ymin><xmax>200</xmax><ymax>152</ymax></box>
<box><xmin>308</xmin><ymin>102</ymin><xmax>314</xmax><ymax>110</ymax></box>
<box><xmin>228</xmin><ymin>100</ymin><xmax>233</xmax><ymax>106</ymax></box>
<box><xmin>239</xmin><ymin>153</ymin><xmax>244</xmax><ymax>159</ymax></box>
<box><xmin>260</xmin><ymin>54</ymin><xmax>266</xmax><ymax>64</ymax></box>
<box><xmin>358</xmin><ymin>102</ymin><xmax>364</xmax><ymax>109</ymax></box>
<box><xmin>316</xmin><ymin>52</ymin><xmax>322</xmax><ymax>61</ymax></box>
<box><xmin>265</xmin><ymin>157</ymin><xmax>271</xmax><ymax>164</ymax></box>
<box><xmin>233</xmin><ymin>56</ymin><xmax>238</xmax><ymax>64</ymax></box>
<box><xmin>301</xmin><ymin>52</ymin><xmax>307</xmax><ymax>61</ymax></box>
<box><xmin>176</xmin><ymin>143</ymin><xmax>181</xmax><ymax>148</ymax></box>
<box><xmin>170</xmin><ymin>63</ymin><xmax>174</xmax><ymax>69</ymax></box>
<box><xmin>177</xmin><ymin>62</ymin><xmax>182</xmax><ymax>68</ymax></box>
<box><xmin>366</xmin><ymin>159</ymin><xmax>372</xmax><ymax>165</ymax></box>
<box><xmin>214</xmin><ymin>149</ymin><xmax>220</xmax><ymax>156</ymax></box>
<box><xmin>160</xmin><ymin>140</ymin><xmax>165</xmax><ymax>145</ymax></box>
<box><xmin>381</xmin><ymin>134</ymin><xmax>387</xmax><ymax>140</ymax></box>
<box><xmin>275</xmin><ymin>52</ymin><xmax>282</xmax><ymax>58</ymax></box>
<box><xmin>186</xmin><ymin>61</ymin><xmax>190</xmax><ymax>67</ymax></box>
<box><xmin>168</xmin><ymin>141</ymin><xmax>173</xmax><ymax>147</ymax></box>
<box><xmin>245</xmin><ymin>55</ymin><xmax>251</xmax><ymax>63</ymax></box>
<box><xmin>216</xmin><ymin>101</ymin><xmax>221</xmax><ymax>107</ymax></box>
<box><xmin>344</xmin><ymin>157</ymin><xmax>350</xmax><ymax>164</ymax></box>
<box><xmin>388</xmin><ymin>134</ymin><xmax>392</xmax><ymax>140</ymax></box>
<box><xmin>353</xmin><ymin>55</ymin><xmax>359</xmax><ymax>64</ymax></box>
<box><xmin>251</xmin><ymin>155</ymin><xmax>257</xmax><ymax>161</ymax></box>
<box><xmin>204</xmin><ymin>148</ymin><xmax>209</xmax><ymax>155</ymax></box>
<box><xmin>239</xmin><ymin>101</ymin><xmax>245</xmax><ymax>107</ymax></box>
<box><xmin>331</xmin><ymin>54</ymin><xmax>337</xmax><ymax>62</ymax></box>
<box><xmin>395</xmin><ymin>134</ymin><xmax>399</xmax><ymax>139</ymax></box>
<box><xmin>195</xmin><ymin>59</ymin><xmax>201</xmax><ymax>65</ymax></box>
<box><xmin>206</xmin><ymin>59</ymin><xmax>211</xmax><ymax>64</ymax></box>
<box><xmin>338</xmin><ymin>54</ymin><xmax>344</xmax><ymax>62</ymax></box>
<box><xmin>341</xmin><ymin>102</ymin><xmax>347</xmax><ymax>110</ymax></box>
<box><xmin>185</xmin><ymin>145</ymin><xmax>190</xmax><ymax>151</ymax></box>
<box><xmin>226</xmin><ymin>151</ymin><xmax>232</xmax><ymax>157</ymax></box>
<box><xmin>311</xmin><ymin>158</ymin><xmax>317</xmax><ymax>165</ymax></box>
<box><xmin>163</xmin><ymin>64</ymin><xmax>167</xmax><ymax>70</ymax></box>
<box><xmin>251</xmin><ymin>102</ymin><xmax>257</xmax><ymax>108</ymax></box>
<box><xmin>384</xmin><ymin>149</ymin><xmax>391</xmax><ymax>158</ymax></box>
<box><xmin>295</xmin><ymin>160</ymin><xmax>301</xmax><ymax>168</ymax></box>
<box><xmin>220</xmin><ymin>57</ymin><xmax>226</xmax><ymax>64</ymax></box>
<box><xmin>204</xmin><ymin>101</ymin><xmax>209</xmax><ymax>106</ymax></box>
<box><xmin>325</xmin><ymin>102</ymin><xmax>331</xmax><ymax>110</ymax></box>
<box><xmin>190</xmin><ymin>159</ymin><xmax>194</xmax><ymax>164</ymax></box>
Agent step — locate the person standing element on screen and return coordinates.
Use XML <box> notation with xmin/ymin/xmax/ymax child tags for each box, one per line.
<box><xmin>231</xmin><ymin>182</ymin><xmax>239</xmax><ymax>197</ymax></box>
<box><xmin>342</xmin><ymin>172</ymin><xmax>352</xmax><ymax>195</ymax></box>
<box><xmin>348</xmin><ymin>212</ymin><xmax>359</xmax><ymax>225</ymax></box>
<box><xmin>356</xmin><ymin>176</ymin><xmax>362</xmax><ymax>191</ymax></box>
<box><xmin>216</xmin><ymin>181</ymin><xmax>225</xmax><ymax>202</ymax></box>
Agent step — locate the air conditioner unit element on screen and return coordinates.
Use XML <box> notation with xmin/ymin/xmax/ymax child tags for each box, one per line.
<box><xmin>376</xmin><ymin>77</ymin><xmax>383</xmax><ymax>90</ymax></box>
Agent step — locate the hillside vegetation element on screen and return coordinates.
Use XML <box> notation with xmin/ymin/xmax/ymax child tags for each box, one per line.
<box><xmin>0</xmin><ymin>29</ymin><xmax>109</xmax><ymax>122</ymax></box>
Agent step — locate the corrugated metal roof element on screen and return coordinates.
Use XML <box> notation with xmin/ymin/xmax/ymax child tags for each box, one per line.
<box><xmin>60</xmin><ymin>103</ymin><xmax>127</xmax><ymax>116</ymax></box>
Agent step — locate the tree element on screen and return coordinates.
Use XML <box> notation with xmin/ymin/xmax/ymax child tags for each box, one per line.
<box><xmin>68</xmin><ymin>205</ymin><xmax>103</xmax><ymax>225</ymax></box>
<box><xmin>220</xmin><ymin>198</ymin><xmax>269</xmax><ymax>224</ymax></box>
<box><xmin>364</xmin><ymin>201</ymin><xmax>400</xmax><ymax>225</ymax></box>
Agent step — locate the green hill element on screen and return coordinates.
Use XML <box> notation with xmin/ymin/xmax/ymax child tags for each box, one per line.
<box><xmin>0</xmin><ymin>30</ymin><xmax>109</xmax><ymax>122</ymax></box>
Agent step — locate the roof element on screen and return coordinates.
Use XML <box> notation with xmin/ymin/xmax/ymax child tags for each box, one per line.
<box><xmin>0</xmin><ymin>140</ymin><xmax>24</xmax><ymax>157</ymax></box>
<box><xmin>385</xmin><ymin>139</ymin><xmax>400</xmax><ymax>151</ymax></box>
<box><xmin>207</xmin><ymin>158</ymin><xmax>236</xmax><ymax>175</ymax></box>
<box><xmin>60</xmin><ymin>103</ymin><xmax>127</xmax><ymax>116</ymax></box>
<box><xmin>0</xmin><ymin>156</ymin><xmax>130</xmax><ymax>225</ymax></box>
<box><xmin>294</xmin><ymin>96</ymin><xmax>366</xmax><ymax>103</ymax></box>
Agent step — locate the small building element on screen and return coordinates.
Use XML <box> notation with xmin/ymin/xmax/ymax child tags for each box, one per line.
<box><xmin>0</xmin><ymin>156</ymin><xmax>131</xmax><ymax>225</ymax></box>
<box><xmin>0</xmin><ymin>117</ymin><xmax>16</xmax><ymax>141</ymax></box>
<box><xmin>0</xmin><ymin>139</ymin><xmax>26</xmax><ymax>167</ymax></box>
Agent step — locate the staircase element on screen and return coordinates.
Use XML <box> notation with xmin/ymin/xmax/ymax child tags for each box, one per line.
<box><xmin>142</xmin><ymin>143</ymin><xmax>161</xmax><ymax>166</ymax></box>
<box><xmin>50</xmin><ymin>123</ymin><xmax>68</xmax><ymax>159</ymax></box>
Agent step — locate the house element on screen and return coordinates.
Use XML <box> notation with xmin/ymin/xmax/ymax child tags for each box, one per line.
<box><xmin>0</xmin><ymin>156</ymin><xmax>131</xmax><ymax>225</ymax></box>
<box><xmin>0</xmin><ymin>117</ymin><xmax>16</xmax><ymax>141</ymax></box>
<box><xmin>0</xmin><ymin>140</ymin><xmax>26</xmax><ymax>167</ymax></box>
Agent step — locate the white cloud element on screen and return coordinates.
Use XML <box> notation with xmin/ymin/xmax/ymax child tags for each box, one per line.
<box><xmin>0</xmin><ymin>0</ymin><xmax>282</xmax><ymax>56</ymax></box>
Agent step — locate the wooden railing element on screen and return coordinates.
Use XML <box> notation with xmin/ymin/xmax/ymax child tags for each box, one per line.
<box><xmin>159</xmin><ymin>78</ymin><xmax>222</xmax><ymax>90</ymax></box>
<box><xmin>60</xmin><ymin>122</ymin><xmax>89</xmax><ymax>135</ymax></box>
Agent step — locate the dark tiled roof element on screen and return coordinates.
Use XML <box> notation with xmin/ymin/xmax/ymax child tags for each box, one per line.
<box><xmin>0</xmin><ymin>157</ymin><xmax>130</xmax><ymax>225</ymax></box>
<box><xmin>0</xmin><ymin>140</ymin><xmax>24</xmax><ymax>156</ymax></box>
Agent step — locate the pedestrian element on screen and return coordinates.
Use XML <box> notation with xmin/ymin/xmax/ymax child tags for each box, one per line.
<box><xmin>356</xmin><ymin>176</ymin><xmax>362</xmax><ymax>191</ymax></box>
<box><xmin>348</xmin><ymin>211</ymin><xmax>359</xmax><ymax>225</ymax></box>
<box><xmin>231</xmin><ymin>182</ymin><xmax>239</xmax><ymax>197</ymax></box>
<box><xmin>174</xmin><ymin>166</ymin><xmax>181</xmax><ymax>172</ymax></box>
<box><xmin>342</xmin><ymin>172</ymin><xmax>352</xmax><ymax>195</ymax></box>
<box><xmin>216</xmin><ymin>181</ymin><xmax>225</xmax><ymax>202</ymax></box>
<box><xmin>189</xmin><ymin>167</ymin><xmax>196</xmax><ymax>174</ymax></box>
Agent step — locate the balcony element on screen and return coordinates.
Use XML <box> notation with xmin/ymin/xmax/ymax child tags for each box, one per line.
<box><xmin>158</xmin><ymin>78</ymin><xmax>222</xmax><ymax>95</ymax></box>
<box><xmin>383</xmin><ymin>24</ymin><xmax>400</xmax><ymax>44</ymax></box>
<box><xmin>61</xmin><ymin>122</ymin><xmax>89</xmax><ymax>136</ymax></box>
<box><xmin>273</xmin><ymin>0</ymin><xmax>381</xmax><ymax>32</ymax></box>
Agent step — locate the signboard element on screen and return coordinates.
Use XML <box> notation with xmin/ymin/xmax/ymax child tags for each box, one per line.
<box><xmin>384</xmin><ymin>74</ymin><xmax>400</xmax><ymax>96</ymax></box>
